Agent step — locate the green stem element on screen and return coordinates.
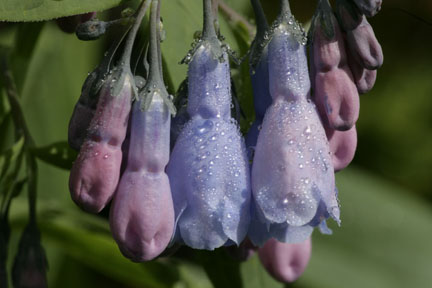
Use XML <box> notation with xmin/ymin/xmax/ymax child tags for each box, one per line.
<box><xmin>202</xmin><ymin>0</ymin><xmax>217</xmax><ymax>40</ymax></box>
<box><xmin>251</xmin><ymin>0</ymin><xmax>268</xmax><ymax>39</ymax></box>
<box><xmin>147</xmin><ymin>0</ymin><xmax>163</xmax><ymax>85</ymax></box>
<box><xmin>1</xmin><ymin>57</ymin><xmax>37</xmax><ymax>221</ymax></box>
<box><xmin>280</xmin><ymin>0</ymin><xmax>292</xmax><ymax>15</ymax></box>
<box><xmin>26</xmin><ymin>152</ymin><xmax>37</xmax><ymax>221</ymax></box>
<box><xmin>120</xmin><ymin>0</ymin><xmax>151</xmax><ymax>66</ymax></box>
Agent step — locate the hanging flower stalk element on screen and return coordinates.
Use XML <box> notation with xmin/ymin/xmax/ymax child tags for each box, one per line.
<box><xmin>249</xmin><ymin>0</ymin><xmax>340</xmax><ymax>247</ymax></box>
<box><xmin>110</xmin><ymin>0</ymin><xmax>176</xmax><ymax>262</ymax></box>
<box><xmin>167</xmin><ymin>0</ymin><xmax>251</xmax><ymax>250</ymax></box>
<box><xmin>68</xmin><ymin>1</ymin><xmax>147</xmax><ymax>213</ymax></box>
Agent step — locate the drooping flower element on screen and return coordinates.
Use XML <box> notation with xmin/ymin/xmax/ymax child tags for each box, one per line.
<box><xmin>167</xmin><ymin>0</ymin><xmax>251</xmax><ymax>250</ymax></box>
<box><xmin>249</xmin><ymin>0</ymin><xmax>340</xmax><ymax>247</ymax></box>
<box><xmin>69</xmin><ymin>0</ymin><xmax>147</xmax><ymax>213</ymax></box>
<box><xmin>110</xmin><ymin>0</ymin><xmax>175</xmax><ymax>261</ymax></box>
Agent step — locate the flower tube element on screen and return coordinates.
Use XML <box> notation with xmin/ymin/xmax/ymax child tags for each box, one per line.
<box><xmin>167</xmin><ymin>0</ymin><xmax>251</xmax><ymax>250</ymax></box>
<box><xmin>249</xmin><ymin>0</ymin><xmax>340</xmax><ymax>247</ymax></box>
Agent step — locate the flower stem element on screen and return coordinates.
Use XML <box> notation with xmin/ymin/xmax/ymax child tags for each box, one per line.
<box><xmin>146</xmin><ymin>0</ymin><xmax>163</xmax><ymax>85</ymax></box>
<box><xmin>280</xmin><ymin>0</ymin><xmax>292</xmax><ymax>15</ymax></box>
<box><xmin>251</xmin><ymin>0</ymin><xmax>268</xmax><ymax>40</ymax></box>
<box><xmin>120</xmin><ymin>0</ymin><xmax>152</xmax><ymax>66</ymax></box>
<box><xmin>202</xmin><ymin>0</ymin><xmax>217</xmax><ymax>40</ymax></box>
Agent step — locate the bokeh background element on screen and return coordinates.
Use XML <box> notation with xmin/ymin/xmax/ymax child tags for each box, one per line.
<box><xmin>1</xmin><ymin>0</ymin><xmax>432</xmax><ymax>287</ymax></box>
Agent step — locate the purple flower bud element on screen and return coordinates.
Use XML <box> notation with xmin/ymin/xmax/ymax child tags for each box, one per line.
<box><xmin>110</xmin><ymin>95</ymin><xmax>174</xmax><ymax>261</ymax></box>
<box><xmin>12</xmin><ymin>223</ymin><xmax>48</xmax><ymax>288</ymax></box>
<box><xmin>258</xmin><ymin>238</ymin><xmax>311</xmax><ymax>283</ymax></box>
<box><xmin>56</xmin><ymin>12</ymin><xmax>96</xmax><ymax>34</ymax></box>
<box><xmin>69</xmin><ymin>68</ymin><xmax>134</xmax><ymax>213</ymax></box>
<box><xmin>311</xmin><ymin>7</ymin><xmax>360</xmax><ymax>131</ymax></box>
<box><xmin>250</xmin><ymin>9</ymin><xmax>339</xmax><ymax>246</ymax></box>
<box><xmin>353</xmin><ymin>0</ymin><xmax>382</xmax><ymax>17</ymax></box>
<box><xmin>68</xmin><ymin>41</ymin><xmax>122</xmax><ymax>151</ymax></box>
<box><xmin>335</xmin><ymin>0</ymin><xmax>362</xmax><ymax>31</ymax></box>
<box><xmin>346</xmin><ymin>16</ymin><xmax>383</xmax><ymax>70</ymax></box>
<box><xmin>325</xmin><ymin>125</ymin><xmax>357</xmax><ymax>172</ymax></box>
<box><xmin>347</xmin><ymin>47</ymin><xmax>377</xmax><ymax>94</ymax></box>
<box><xmin>167</xmin><ymin>45</ymin><xmax>251</xmax><ymax>250</ymax></box>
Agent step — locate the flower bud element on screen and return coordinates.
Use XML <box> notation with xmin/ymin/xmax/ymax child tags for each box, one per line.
<box><xmin>69</xmin><ymin>68</ymin><xmax>134</xmax><ymax>213</ymax></box>
<box><xmin>68</xmin><ymin>40</ymin><xmax>123</xmax><ymax>151</ymax></box>
<box><xmin>346</xmin><ymin>16</ymin><xmax>383</xmax><ymax>70</ymax></box>
<box><xmin>76</xmin><ymin>20</ymin><xmax>108</xmax><ymax>41</ymax></box>
<box><xmin>311</xmin><ymin>4</ymin><xmax>359</xmax><ymax>131</ymax></box>
<box><xmin>56</xmin><ymin>12</ymin><xmax>96</xmax><ymax>34</ymax></box>
<box><xmin>12</xmin><ymin>223</ymin><xmax>48</xmax><ymax>288</ymax></box>
<box><xmin>258</xmin><ymin>238</ymin><xmax>311</xmax><ymax>283</ymax></box>
<box><xmin>347</xmin><ymin>48</ymin><xmax>377</xmax><ymax>94</ymax></box>
<box><xmin>110</xmin><ymin>94</ymin><xmax>174</xmax><ymax>261</ymax></box>
<box><xmin>353</xmin><ymin>0</ymin><xmax>382</xmax><ymax>17</ymax></box>
<box><xmin>325</xmin><ymin>125</ymin><xmax>357</xmax><ymax>172</ymax></box>
<box><xmin>335</xmin><ymin>0</ymin><xmax>362</xmax><ymax>31</ymax></box>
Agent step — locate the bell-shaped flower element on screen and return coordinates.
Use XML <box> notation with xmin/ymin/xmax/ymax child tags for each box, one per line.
<box><xmin>249</xmin><ymin>0</ymin><xmax>340</xmax><ymax>247</ymax></box>
<box><xmin>167</xmin><ymin>0</ymin><xmax>251</xmax><ymax>250</ymax></box>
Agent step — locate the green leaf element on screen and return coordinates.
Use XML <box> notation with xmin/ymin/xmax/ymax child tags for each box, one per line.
<box><xmin>0</xmin><ymin>0</ymin><xmax>127</xmax><ymax>22</ymax></box>
<box><xmin>294</xmin><ymin>167</ymin><xmax>432</xmax><ymax>288</ymax></box>
<box><xmin>31</xmin><ymin>141</ymin><xmax>77</xmax><ymax>170</ymax></box>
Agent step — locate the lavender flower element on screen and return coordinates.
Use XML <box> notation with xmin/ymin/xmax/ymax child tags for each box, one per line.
<box><xmin>249</xmin><ymin>0</ymin><xmax>340</xmax><ymax>247</ymax></box>
<box><xmin>167</xmin><ymin>0</ymin><xmax>251</xmax><ymax>250</ymax></box>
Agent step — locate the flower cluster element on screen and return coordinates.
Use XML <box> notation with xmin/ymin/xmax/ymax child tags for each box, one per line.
<box><xmin>68</xmin><ymin>0</ymin><xmax>383</xmax><ymax>283</ymax></box>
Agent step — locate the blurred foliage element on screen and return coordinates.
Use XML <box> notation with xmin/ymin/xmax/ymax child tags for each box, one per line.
<box><xmin>1</xmin><ymin>0</ymin><xmax>432</xmax><ymax>287</ymax></box>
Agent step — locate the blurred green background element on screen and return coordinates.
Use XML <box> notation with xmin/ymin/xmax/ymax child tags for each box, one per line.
<box><xmin>1</xmin><ymin>0</ymin><xmax>432</xmax><ymax>287</ymax></box>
